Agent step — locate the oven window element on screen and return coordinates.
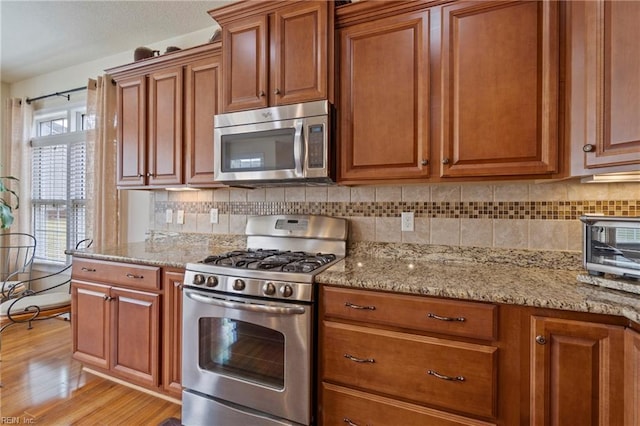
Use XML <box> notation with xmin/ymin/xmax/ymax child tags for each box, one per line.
<box><xmin>199</xmin><ymin>317</ymin><xmax>285</xmax><ymax>389</ymax></box>
<box><xmin>221</xmin><ymin>128</ymin><xmax>295</xmax><ymax>172</ymax></box>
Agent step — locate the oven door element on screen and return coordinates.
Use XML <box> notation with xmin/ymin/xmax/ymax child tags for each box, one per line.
<box><xmin>182</xmin><ymin>288</ymin><xmax>313</xmax><ymax>425</ymax></box>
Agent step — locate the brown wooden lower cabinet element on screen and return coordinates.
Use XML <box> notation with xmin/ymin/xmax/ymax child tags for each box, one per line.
<box><xmin>625</xmin><ymin>328</ymin><xmax>640</xmax><ymax>426</ymax></box>
<box><xmin>162</xmin><ymin>269</ymin><xmax>184</xmax><ymax>397</ymax></box>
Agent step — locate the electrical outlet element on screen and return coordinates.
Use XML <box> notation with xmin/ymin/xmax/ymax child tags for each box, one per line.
<box><xmin>401</xmin><ymin>212</ymin><xmax>414</xmax><ymax>232</ymax></box>
<box><xmin>210</xmin><ymin>208</ymin><xmax>219</xmax><ymax>224</ymax></box>
<box><xmin>176</xmin><ymin>210</ymin><xmax>185</xmax><ymax>225</ymax></box>
<box><xmin>165</xmin><ymin>209</ymin><xmax>173</xmax><ymax>224</ymax></box>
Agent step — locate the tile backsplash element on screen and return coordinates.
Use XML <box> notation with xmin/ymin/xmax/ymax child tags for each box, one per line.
<box><xmin>150</xmin><ymin>181</ymin><xmax>639</xmax><ymax>252</ymax></box>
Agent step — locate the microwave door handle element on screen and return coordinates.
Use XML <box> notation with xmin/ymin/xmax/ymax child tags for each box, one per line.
<box><xmin>293</xmin><ymin>120</ymin><xmax>304</xmax><ymax>177</ymax></box>
<box><xmin>185</xmin><ymin>290</ymin><xmax>306</xmax><ymax>315</ymax></box>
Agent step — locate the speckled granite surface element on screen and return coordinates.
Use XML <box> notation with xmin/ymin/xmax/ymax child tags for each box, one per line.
<box><xmin>577</xmin><ymin>274</ymin><xmax>640</xmax><ymax>296</ymax></box>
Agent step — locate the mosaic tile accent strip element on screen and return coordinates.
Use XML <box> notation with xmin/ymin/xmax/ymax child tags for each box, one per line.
<box><xmin>155</xmin><ymin>200</ymin><xmax>640</xmax><ymax>220</ymax></box>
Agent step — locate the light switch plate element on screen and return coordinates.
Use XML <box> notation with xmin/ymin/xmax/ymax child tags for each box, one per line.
<box><xmin>210</xmin><ymin>208</ymin><xmax>219</xmax><ymax>224</ymax></box>
<box><xmin>165</xmin><ymin>209</ymin><xmax>173</xmax><ymax>224</ymax></box>
<box><xmin>401</xmin><ymin>212</ymin><xmax>414</xmax><ymax>232</ymax></box>
<box><xmin>176</xmin><ymin>210</ymin><xmax>185</xmax><ymax>225</ymax></box>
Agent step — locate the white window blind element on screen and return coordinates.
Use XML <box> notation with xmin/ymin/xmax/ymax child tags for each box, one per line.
<box><xmin>31</xmin><ymin>108</ymin><xmax>88</xmax><ymax>264</ymax></box>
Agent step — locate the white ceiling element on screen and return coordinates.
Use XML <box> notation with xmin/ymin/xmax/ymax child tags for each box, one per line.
<box><xmin>0</xmin><ymin>0</ymin><xmax>234</xmax><ymax>84</ymax></box>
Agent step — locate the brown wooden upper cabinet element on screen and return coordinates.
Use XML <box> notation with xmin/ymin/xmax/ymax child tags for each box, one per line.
<box><xmin>109</xmin><ymin>44</ymin><xmax>222</xmax><ymax>189</ymax></box>
<box><xmin>577</xmin><ymin>0</ymin><xmax>640</xmax><ymax>170</ymax></box>
<box><xmin>210</xmin><ymin>1</ymin><xmax>330</xmax><ymax>113</ymax></box>
<box><xmin>336</xmin><ymin>3</ymin><xmax>430</xmax><ymax>183</ymax></box>
<box><xmin>440</xmin><ymin>1</ymin><xmax>559</xmax><ymax>178</ymax></box>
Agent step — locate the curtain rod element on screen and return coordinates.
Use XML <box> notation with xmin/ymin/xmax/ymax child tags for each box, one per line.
<box><xmin>25</xmin><ymin>86</ymin><xmax>87</xmax><ymax>104</ymax></box>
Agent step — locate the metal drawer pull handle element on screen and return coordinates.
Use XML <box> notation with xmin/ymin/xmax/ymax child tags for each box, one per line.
<box><xmin>427</xmin><ymin>313</ymin><xmax>465</xmax><ymax>322</ymax></box>
<box><xmin>344</xmin><ymin>354</ymin><xmax>375</xmax><ymax>363</ymax></box>
<box><xmin>427</xmin><ymin>369</ymin><xmax>465</xmax><ymax>382</ymax></box>
<box><xmin>81</xmin><ymin>267</ymin><xmax>96</xmax><ymax>272</ymax></box>
<box><xmin>343</xmin><ymin>418</ymin><xmax>360</xmax><ymax>426</ymax></box>
<box><xmin>126</xmin><ymin>273</ymin><xmax>144</xmax><ymax>279</ymax></box>
<box><xmin>345</xmin><ymin>302</ymin><xmax>376</xmax><ymax>311</ymax></box>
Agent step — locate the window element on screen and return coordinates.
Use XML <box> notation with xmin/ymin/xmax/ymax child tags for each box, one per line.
<box><xmin>31</xmin><ymin>105</ymin><xmax>91</xmax><ymax>263</ymax></box>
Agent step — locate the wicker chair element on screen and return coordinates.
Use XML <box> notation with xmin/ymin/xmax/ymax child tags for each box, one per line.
<box><xmin>0</xmin><ymin>238</ymin><xmax>93</xmax><ymax>333</ymax></box>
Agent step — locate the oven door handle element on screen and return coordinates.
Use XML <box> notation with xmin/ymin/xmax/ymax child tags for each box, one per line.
<box><xmin>185</xmin><ymin>290</ymin><xmax>307</xmax><ymax>315</ymax></box>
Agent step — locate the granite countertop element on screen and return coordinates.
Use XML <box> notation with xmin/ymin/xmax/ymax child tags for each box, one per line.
<box><xmin>69</xmin><ymin>236</ymin><xmax>640</xmax><ymax>324</ymax></box>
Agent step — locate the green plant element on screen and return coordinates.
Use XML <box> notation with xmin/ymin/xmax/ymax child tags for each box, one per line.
<box><xmin>0</xmin><ymin>175</ymin><xmax>19</xmax><ymax>229</ymax></box>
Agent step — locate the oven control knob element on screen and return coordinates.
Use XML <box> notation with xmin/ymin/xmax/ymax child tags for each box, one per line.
<box><xmin>280</xmin><ymin>284</ymin><xmax>294</xmax><ymax>298</ymax></box>
<box><xmin>233</xmin><ymin>279</ymin><xmax>246</xmax><ymax>291</ymax></box>
<box><xmin>206</xmin><ymin>276</ymin><xmax>218</xmax><ymax>287</ymax></box>
<box><xmin>263</xmin><ymin>282</ymin><xmax>276</xmax><ymax>295</ymax></box>
<box><xmin>193</xmin><ymin>274</ymin><xmax>205</xmax><ymax>285</ymax></box>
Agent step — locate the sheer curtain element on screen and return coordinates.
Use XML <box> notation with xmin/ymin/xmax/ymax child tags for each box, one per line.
<box><xmin>86</xmin><ymin>76</ymin><xmax>119</xmax><ymax>248</ymax></box>
<box><xmin>3</xmin><ymin>98</ymin><xmax>33</xmax><ymax>234</ymax></box>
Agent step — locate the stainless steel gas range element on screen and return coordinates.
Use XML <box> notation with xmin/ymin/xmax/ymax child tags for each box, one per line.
<box><xmin>181</xmin><ymin>215</ymin><xmax>348</xmax><ymax>426</ymax></box>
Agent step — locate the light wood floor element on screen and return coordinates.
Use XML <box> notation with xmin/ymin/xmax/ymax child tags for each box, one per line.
<box><xmin>0</xmin><ymin>318</ymin><xmax>181</xmax><ymax>425</ymax></box>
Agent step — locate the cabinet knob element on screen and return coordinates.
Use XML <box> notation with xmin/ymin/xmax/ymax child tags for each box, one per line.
<box><xmin>137</xmin><ymin>173</ymin><xmax>144</xmax><ymax>178</ymax></box>
<box><xmin>258</xmin><ymin>90</ymin><xmax>266</xmax><ymax>97</ymax></box>
<box><xmin>421</xmin><ymin>159</ymin><xmax>428</xmax><ymax>166</ymax></box>
<box><xmin>274</xmin><ymin>88</ymin><xmax>281</xmax><ymax>95</ymax></box>
<box><xmin>535</xmin><ymin>335</ymin><xmax>547</xmax><ymax>345</ymax></box>
<box><xmin>146</xmin><ymin>172</ymin><xmax>154</xmax><ymax>178</ymax></box>
<box><xmin>582</xmin><ymin>144</ymin><xmax>595</xmax><ymax>153</ymax></box>
<box><xmin>442</xmin><ymin>158</ymin><xmax>450</xmax><ymax>165</ymax></box>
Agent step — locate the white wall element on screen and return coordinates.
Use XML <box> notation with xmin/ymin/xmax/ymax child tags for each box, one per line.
<box><xmin>4</xmin><ymin>27</ymin><xmax>216</xmax><ymax>243</ymax></box>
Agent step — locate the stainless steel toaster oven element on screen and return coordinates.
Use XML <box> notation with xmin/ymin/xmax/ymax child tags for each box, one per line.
<box><xmin>580</xmin><ymin>215</ymin><xmax>640</xmax><ymax>279</ymax></box>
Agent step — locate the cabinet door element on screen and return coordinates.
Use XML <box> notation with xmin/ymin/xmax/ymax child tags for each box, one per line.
<box><xmin>626</xmin><ymin>328</ymin><xmax>640</xmax><ymax>426</ymax></box>
<box><xmin>148</xmin><ymin>66</ymin><xmax>183</xmax><ymax>186</ymax></box>
<box><xmin>117</xmin><ymin>76</ymin><xmax>146</xmax><ymax>187</ymax></box>
<box><xmin>272</xmin><ymin>1</ymin><xmax>327</xmax><ymax>105</ymax></box>
<box><xmin>440</xmin><ymin>1</ymin><xmax>559</xmax><ymax>177</ymax></box>
<box><xmin>111</xmin><ymin>286</ymin><xmax>160</xmax><ymax>388</ymax></box>
<box><xmin>530</xmin><ymin>316</ymin><xmax>625</xmax><ymax>425</ymax></box>
<box><xmin>185</xmin><ymin>55</ymin><xmax>222</xmax><ymax>185</ymax></box>
<box><xmin>222</xmin><ymin>15</ymin><xmax>269</xmax><ymax>112</ymax></box>
<box><xmin>338</xmin><ymin>10</ymin><xmax>430</xmax><ymax>182</ymax></box>
<box><xmin>71</xmin><ymin>280</ymin><xmax>110</xmax><ymax>369</ymax></box>
<box><xmin>583</xmin><ymin>0</ymin><xmax>640</xmax><ymax>168</ymax></box>
<box><xmin>162</xmin><ymin>270</ymin><xmax>184</xmax><ymax>397</ymax></box>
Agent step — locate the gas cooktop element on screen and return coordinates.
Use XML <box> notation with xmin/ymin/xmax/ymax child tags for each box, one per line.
<box><xmin>201</xmin><ymin>249</ymin><xmax>337</xmax><ymax>273</ymax></box>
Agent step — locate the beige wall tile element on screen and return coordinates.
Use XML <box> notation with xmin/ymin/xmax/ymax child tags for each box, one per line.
<box><xmin>154</xmin><ymin>190</ymin><xmax>168</xmax><ymax>202</ymax></box>
<box><xmin>265</xmin><ymin>187</ymin><xmax>285</xmax><ymax>201</ymax></box>
<box><xmin>247</xmin><ymin>188</ymin><xmax>266</xmax><ymax>202</ymax></box>
<box><xmin>460</xmin><ymin>184</ymin><xmax>493</xmax><ymax>202</ymax></box>
<box><xmin>351</xmin><ymin>186</ymin><xmax>375</xmax><ymax>202</ymax></box>
<box><xmin>229</xmin><ymin>214</ymin><xmax>247</xmax><ymax>234</ymax></box>
<box><xmin>494</xmin><ymin>219</ymin><xmax>528</xmax><ymax>249</ymax></box>
<box><xmin>494</xmin><ymin>183</ymin><xmax>529</xmax><ymax>201</ymax></box>
<box><xmin>375</xmin><ymin>217</ymin><xmax>402</xmax><ymax>242</ymax></box>
<box><xmin>529</xmin><ymin>220</ymin><xmax>568</xmax><ymax>251</ymax></box>
<box><xmin>328</xmin><ymin>186</ymin><xmax>350</xmax><ymax>202</ymax></box>
<box><xmin>212</xmin><ymin>214</ymin><xmax>230</xmax><ymax>234</ymax></box>
<box><xmin>430</xmin><ymin>218</ymin><xmax>460</xmax><ymax>245</ymax></box>
<box><xmin>197</xmin><ymin>190</ymin><xmax>214</xmax><ymax>202</ymax></box>
<box><xmin>349</xmin><ymin>217</ymin><xmax>375</xmax><ymax>242</ymax></box>
<box><xmin>567</xmin><ymin>220</ymin><xmax>583</xmax><ymax>252</ymax></box>
<box><xmin>529</xmin><ymin>182</ymin><xmax>568</xmax><ymax>201</ymax></box>
<box><xmin>285</xmin><ymin>187</ymin><xmax>306</xmax><ymax>202</ymax></box>
<box><xmin>306</xmin><ymin>187</ymin><xmax>328</xmax><ymax>202</ymax></box>
<box><xmin>402</xmin><ymin>217</ymin><xmax>430</xmax><ymax>244</ymax></box>
<box><xmin>230</xmin><ymin>189</ymin><xmax>248</xmax><ymax>202</ymax></box>
<box><xmin>460</xmin><ymin>219</ymin><xmax>493</xmax><ymax>247</ymax></box>
<box><xmin>183</xmin><ymin>213</ymin><xmax>198</xmax><ymax>233</ymax></box>
<box><xmin>432</xmin><ymin>185</ymin><xmax>461</xmax><ymax>202</ymax></box>
<box><xmin>608</xmin><ymin>182</ymin><xmax>640</xmax><ymax>199</ymax></box>
<box><xmin>213</xmin><ymin>188</ymin><xmax>230</xmax><ymax>202</ymax></box>
<box><xmin>196</xmin><ymin>213</ymin><xmax>213</xmax><ymax>233</ymax></box>
<box><xmin>402</xmin><ymin>185</ymin><xmax>430</xmax><ymax>202</ymax></box>
<box><xmin>376</xmin><ymin>186</ymin><xmax>402</xmax><ymax>202</ymax></box>
<box><xmin>154</xmin><ymin>212</ymin><xmax>167</xmax><ymax>230</ymax></box>
<box><xmin>566</xmin><ymin>181</ymin><xmax>609</xmax><ymax>201</ymax></box>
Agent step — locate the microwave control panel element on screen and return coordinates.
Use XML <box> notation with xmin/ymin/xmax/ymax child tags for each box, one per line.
<box><xmin>308</xmin><ymin>124</ymin><xmax>325</xmax><ymax>169</ymax></box>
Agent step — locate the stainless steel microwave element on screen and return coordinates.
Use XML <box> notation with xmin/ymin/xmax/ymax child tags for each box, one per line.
<box><xmin>214</xmin><ymin>100</ymin><xmax>333</xmax><ymax>186</ymax></box>
<box><xmin>581</xmin><ymin>215</ymin><xmax>640</xmax><ymax>279</ymax></box>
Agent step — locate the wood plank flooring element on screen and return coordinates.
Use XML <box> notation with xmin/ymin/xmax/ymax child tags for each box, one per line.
<box><xmin>0</xmin><ymin>318</ymin><xmax>181</xmax><ymax>425</ymax></box>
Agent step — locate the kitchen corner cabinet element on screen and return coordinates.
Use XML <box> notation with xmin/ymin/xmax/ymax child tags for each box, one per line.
<box><xmin>569</xmin><ymin>0</ymin><xmax>640</xmax><ymax>172</ymax></box>
<box><xmin>530</xmin><ymin>315</ymin><xmax>625</xmax><ymax>425</ymax></box>
<box><xmin>212</xmin><ymin>1</ymin><xmax>330</xmax><ymax>112</ymax></box>
<box><xmin>320</xmin><ymin>286</ymin><xmax>499</xmax><ymax>425</ymax></box>
<box><xmin>108</xmin><ymin>43</ymin><xmax>222</xmax><ymax>189</ymax></box>
<box><xmin>440</xmin><ymin>1</ymin><xmax>559</xmax><ymax>178</ymax></box>
<box><xmin>337</xmin><ymin>5</ymin><xmax>430</xmax><ymax>182</ymax></box>
<box><xmin>162</xmin><ymin>269</ymin><xmax>184</xmax><ymax>397</ymax></box>
<box><xmin>626</xmin><ymin>327</ymin><xmax>640</xmax><ymax>426</ymax></box>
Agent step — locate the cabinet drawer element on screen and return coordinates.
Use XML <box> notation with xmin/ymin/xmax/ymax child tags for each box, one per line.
<box><xmin>72</xmin><ymin>258</ymin><xmax>160</xmax><ymax>291</ymax></box>
<box><xmin>322</xmin><ymin>321</ymin><xmax>497</xmax><ymax>418</ymax></box>
<box><xmin>322</xmin><ymin>383</ymin><xmax>496</xmax><ymax>426</ymax></box>
<box><xmin>322</xmin><ymin>286</ymin><xmax>497</xmax><ymax>340</ymax></box>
